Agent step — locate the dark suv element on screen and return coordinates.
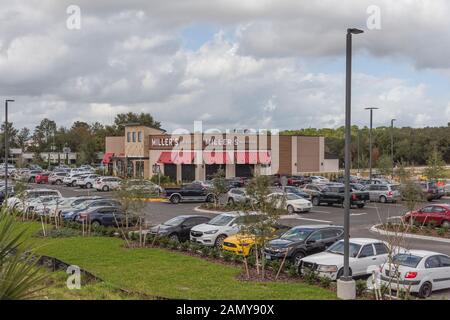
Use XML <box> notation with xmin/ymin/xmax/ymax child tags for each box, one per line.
<box><xmin>264</xmin><ymin>225</ymin><xmax>344</xmax><ymax>264</ymax></box>
<box><xmin>76</xmin><ymin>206</ymin><xmax>127</xmax><ymax>227</ymax></box>
<box><xmin>149</xmin><ymin>215</ymin><xmax>211</xmax><ymax>242</ymax></box>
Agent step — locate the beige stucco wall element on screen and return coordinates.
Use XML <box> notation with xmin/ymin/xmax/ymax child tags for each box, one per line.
<box><xmin>105</xmin><ymin>137</ymin><xmax>125</xmax><ymax>154</ymax></box>
<box><xmin>296</xmin><ymin>136</ymin><xmax>320</xmax><ymax>173</ymax></box>
<box><xmin>322</xmin><ymin>159</ymin><xmax>339</xmax><ymax>172</ymax></box>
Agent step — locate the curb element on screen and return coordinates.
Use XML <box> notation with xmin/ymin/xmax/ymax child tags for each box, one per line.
<box><xmin>370</xmin><ymin>225</ymin><xmax>450</xmax><ymax>244</ymax></box>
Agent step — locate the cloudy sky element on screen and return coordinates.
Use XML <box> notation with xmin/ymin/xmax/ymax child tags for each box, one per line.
<box><xmin>1</xmin><ymin>0</ymin><xmax>450</xmax><ymax>133</ymax></box>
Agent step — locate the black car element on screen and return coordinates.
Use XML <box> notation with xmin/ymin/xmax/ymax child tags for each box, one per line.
<box><xmin>149</xmin><ymin>215</ymin><xmax>211</xmax><ymax>242</ymax></box>
<box><xmin>282</xmin><ymin>186</ymin><xmax>311</xmax><ymax>200</ymax></box>
<box><xmin>75</xmin><ymin>206</ymin><xmax>127</xmax><ymax>227</ymax></box>
<box><xmin>264</xmin><ymin>225</ymin><xmax>344</xmax><ymax>264</ymax></box>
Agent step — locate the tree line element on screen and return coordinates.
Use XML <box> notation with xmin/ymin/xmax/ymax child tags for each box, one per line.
<box><xmin>283</xmin><ymin>125</ymin><xmax>450</xmax><ymax>169</ymax></box>
<box><xmin>0</xmin><ymin>112</ymin><xmax>161</xmax><ymax>166</ymax></box>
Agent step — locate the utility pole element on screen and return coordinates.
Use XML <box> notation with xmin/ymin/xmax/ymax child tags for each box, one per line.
<box><xmin>4</xmin><ymin>99</ymin><xmax>14</xmax><ymax>199</ymax></box>
<box><xmin>365</xmin><ymin>107</ymin><xmax>378</xmax><ymax>183</ymax></box>
<box><xmin>391</xmin><ymin>119</ymin><xmax>396</xmax><ymax>179</ymax></box>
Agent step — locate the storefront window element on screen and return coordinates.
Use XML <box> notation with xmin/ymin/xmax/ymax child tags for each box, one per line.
<box><xmin>132</xmin><ymin>132</ymin><xmax>136</xmax><ymax>142</ymax></box>
<box><xmin>127</xmin><ymin>132</ymin><xmax>131</xmax><ymax>142</ymax></box>
<box><xmin>138</xmin><ymin>131</ymin><xmax>142</xmax><ymax>142</ymax></box>
<box><xmin>135</xmin><ymin>161</ymin><xmax>144</xmax><ymax>178</ymax></box>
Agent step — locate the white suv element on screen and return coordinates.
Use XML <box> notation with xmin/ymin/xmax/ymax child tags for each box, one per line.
<box><xmin>76</xmin><ymin>174</ymin><xmax>100</xmax><ymax>189</ymax></box>
<box><xmin>190</xmin><ymin>212</ymin><xmax>265</xmax><ymax>247</ymax></box>
<box><xmin>63</xmin><ymin>173</ymin><xmax>85</xmax><ymax>187</ymax></box>
<box><xmin>6</xmin><ymin>188</ymin><xmax>62</xmax><ymax>211</ymax></box>
<box><xmin>94</xmin><ymin>176</ymin><xmax>122</xmax><ymax>192</ymax></box>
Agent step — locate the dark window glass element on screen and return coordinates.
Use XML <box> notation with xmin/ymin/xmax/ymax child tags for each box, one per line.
<box><xmin>359</xmin><ymin>244</ymin><xmax>375</xmax><ymax>258</ymax></box>
<box><xmin>425</xmin><ymin>256</ymin><xmax>441</xmax><ymax>268</ymax></box>
<box><xmin>439</xmin><ymin>255</ymin><xmax>450</xmax><ymax>267</ymax></box>
<box><xmin>374</xmin><ymin>243</ymin><xmax>389</xmax><ymax>255</ymax></box>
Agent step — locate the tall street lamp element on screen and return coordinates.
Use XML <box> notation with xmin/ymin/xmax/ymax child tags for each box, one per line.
<box><xmin>365</xmin><ymin>107</ymin><xmax>378</xmax><ymax>184</ymax></box>
<box><xmin>337</xmin><ymin>28</ymin><xmax>363</xmax><ymax>301</ymax></box>
<box><xmin>391</xmin><ymin>119</ymin><xmax>396</xmax><ymax>178</ymax></box>
<box><xmin>4</xmin><ymin>99</ymin><xmax>14</xmax><ymax>198</ymax></box>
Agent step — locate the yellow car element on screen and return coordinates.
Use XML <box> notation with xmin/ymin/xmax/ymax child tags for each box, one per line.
<box><xmin>222</xmin><ymin>225</ymin><xmax>290</xmax><ymax>256</ymax></box>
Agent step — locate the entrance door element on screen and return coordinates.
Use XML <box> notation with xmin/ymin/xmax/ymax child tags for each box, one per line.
<box><xmin>205</xmin><ymin>164</ymin><xmax>224</xmax><ymax>180</ymax></box>
<box><xmin>235</xmin><ymin>164</ymin><xmax>254</xmax><ymax>178</ymax></box>
<box><xmin>164</xmin><ymin>164</ymin><xmax>177</xmax><ymax>182</ymax></box>
<box><xmin>181</xmin><ymin>164</ymin><xmax>195</xmax><ymax>182</ymax></box>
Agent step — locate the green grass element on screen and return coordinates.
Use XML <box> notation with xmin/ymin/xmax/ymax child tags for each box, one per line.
<box><xmin>23</xmin><ymin>222</ymin><xmax>336</xmax><ymax>300</ymax></box>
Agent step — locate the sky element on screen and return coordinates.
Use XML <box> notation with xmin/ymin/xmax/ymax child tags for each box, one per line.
<box><xmin>1</xmin><ymin>0</ymin><xmax>450</xmax><ymax>133</ymax></box>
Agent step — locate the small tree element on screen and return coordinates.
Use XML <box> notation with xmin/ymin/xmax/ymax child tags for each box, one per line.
<box><xmin>377</xmin><ymin>154</ymin><xmax>392</xmax><ymax>177</ymax></box>
<box><xmin>423</xmin><ymin>148</ymin><xmax>446</xmax><ymax>181</ymax></box>
<box><xmin>244</xmin><ymin>175</ymin><xmax>285</xmax><ymax>280</ymax></box>
<box><xmin>210</xmin><ymin>168</ymin><xmax>227</xmax><ymax>208</ymax></box>
<box><xmin>113</xmin><ymin>179</ymin><xmax>147</xmax><ymax>247</ymax></box>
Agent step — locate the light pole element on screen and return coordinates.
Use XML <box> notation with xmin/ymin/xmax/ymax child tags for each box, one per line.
<box><xmin>365</xmin><ymin>107</ymin><xmax>378</xmax><ymax>184</ymax></box>
<box><xmin>337</xmin><ymin>28</ymin><xmax>363</xmax><ymax>301</ymax></box>
<box><xmin>390</xmin><ymin>119</ymin><xmax>396</xmax><ymax>179</ymax></box>
<box><xmin>4</xmin><ymin>99</ymin><xmax>14</xmax><ymax>199</ymax></box>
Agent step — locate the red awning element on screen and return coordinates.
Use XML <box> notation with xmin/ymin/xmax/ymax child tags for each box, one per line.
<box><xmin>102</xmin><ymin>152</ymin><xmax>114</xmax><ymax>165</ymax></box>
<box><xmin>203</xmin><ymin>151</ymin><xmax>232</xmax><ymax>165</ymax></box>
<box><xmin>157</xmin><ymin>152</ymin><xmax>176</xmax><ymax>164</ymax></box>
<box><xmin>235</xmin><ymin>152</ymin><xmax>258</xmax><ymax>164</ymax></box>
<box><xmin>258</xmin><ymin>151</ymin><xmax>271</xmax><ymax>164</ymax></box>
<box><xmin>174</xmin><ymin>151</ymin><xmax>195</xmax><ymax>164</ymax></box>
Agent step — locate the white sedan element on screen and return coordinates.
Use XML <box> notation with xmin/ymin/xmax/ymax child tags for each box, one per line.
<box><xmin>299</xmin><ymin>238</ymin><xmax>398</xmax><ymax>280</ymax></box>
<box><xmin>380</xmin><ymin>250</ymin><xmax>450</xmax><ymax>298</ymax></box>
<box><xmin>268</xmin><ymin>192</ymin><xmax>312</xmax><ymax>214</ymax></box>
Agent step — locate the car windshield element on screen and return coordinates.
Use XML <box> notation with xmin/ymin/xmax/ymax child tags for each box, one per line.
<box><xmin>208</xmin><ymin>215</ymin><xmax>235</xmax><ymax>226</ymax></box>
<box><xmin>286</xmin><ymin>193</ymin><xmax>302</xmax><ymax>200</ymax></box>
<box><xmin>163</xmin><ymin>217</ymin><xmax>185</xmax><ymax>227</ymax></box>
<box><xmin>392</xmin><ymin>254</ymin><xmax>423</xmax><ymax>268</ymax></box>
<box><xmin>327</xmin><ymin>241</ymin><xmax>361</xmax><ymax>257</ymax></box>
<box><xmin>280</xmin><ymin>228</ymin><xmax>313</xmax><ymax>241</ymax></box>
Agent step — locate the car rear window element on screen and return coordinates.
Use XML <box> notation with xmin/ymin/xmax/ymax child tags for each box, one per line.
<box><xmin>392</xmin><ymin>254</ymin><xmax>422</xmax><ymax>268</ymax></box>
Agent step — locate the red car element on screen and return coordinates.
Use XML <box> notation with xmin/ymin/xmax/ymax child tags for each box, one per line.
<box><xmin>404</xmin><ymin>204</ymin><xmax>450</xmax><ymax>227</ymax></box>
<box><xmin>35</xmin><ymin>173</ymin><xmax>50</xmax><ymax>184</ymax></box>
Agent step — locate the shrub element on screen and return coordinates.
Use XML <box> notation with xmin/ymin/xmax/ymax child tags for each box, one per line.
<box><xmin>356</xmin><ymin>279</ymin><xmax>368</xmax><ymax>297</ymax></box>
<box><xmin>210</xmin><ymin>248</ymin><xmax>220</xmax><ymax>259</ymax></box>
<box><xmin>35</xmin><ymin>227</ymin><xmax>81</xmax><ymax>238</ymax></box>
<box><xmin>180</xmin><ymin>241</ymin><xmax>190</xmax><ymax>252</ymax></box>
<box><xmin>200</xmin><ymin>246</ymin><xmax>211</xmax><ymax>257</ymax></box>
<box><xmin>232</xmin><ymin>254</ymin><xmax>244</xmax><ymax>264</ymax></box>
<box><xmin>429</xmin><ymin>221</ymin><xmax>437</xmax><ymax>230</ymax></box>
<box><xmin>269</xmin><ymin>260</ymin><xmax>281</xmax><ymax>272</ymax></box>
<box><xmin>189</xmin><ymin>243</ymin><xmax>201</xmax><ymax>254</ymax></box>
<box><xmin>286</xmin><ymin>264</ymin><xmax>298</xmax><ymax>278</ymax></box>
<box><xmin>159</xmin><ymin>237</ymin><xmax>169</xmax><ymax>248</ymax></box>
<box><xmin>319</xmin><ymin>276</ymin><xmax>332</xmax><ymax>288</ymax></box>
<box><xmin>246</xmin><ymin>254</ymin><xmax>256</xmax><ymax>267</ymax></box>
<box><xmin>302</xmin><ymin>271</ymin><xmax>319</xmax><ymax>285</ymax></box>
<box><xmin>437</xmin><ymin>228</ymin><xmax>446</xmax><ymax>237</ymax></box>
<box><xmin>222</xmin><ymin>251</ymin><xmax>233</xmax><ymax>262</ymax></box>
<box><xmin>167</xmin><ymin>239</ymin><xmax>179</xmax><ymax>250</ymax></box>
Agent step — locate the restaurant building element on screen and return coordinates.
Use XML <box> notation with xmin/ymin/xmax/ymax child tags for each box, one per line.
<box><xmin>103</xmin><ymin>124</ymin><xmax>339</xmax><ymax>182</ymax></box>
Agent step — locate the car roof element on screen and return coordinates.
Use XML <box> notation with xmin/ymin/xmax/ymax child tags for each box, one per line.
<box><xmin>401</xmin><ymin>250</ymin><xmax>443</xmax><ymax>257</ymax></box>
<box><xmin>174</xmin><ymin>215</ymin><xmax>210</xmax><ymax>219</ymax></box>
<box><xmin>346</xmin><ymin>238</ymin><xmax>384</xmax><ymax>245</ymax></box>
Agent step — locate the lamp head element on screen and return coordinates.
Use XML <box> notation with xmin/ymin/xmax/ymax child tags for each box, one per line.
<box><xmin>348</xmin><ymin>28</ymin><xmax>364</xmax><ymax>34</ymax></box>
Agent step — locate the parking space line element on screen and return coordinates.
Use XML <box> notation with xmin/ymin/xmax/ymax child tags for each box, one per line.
<box><xmin>350</xmin><ymin>213</ymin><xmax>367</xmax><ymax>216</ymax></box>
<box><xmin>292</xmin><ymin>217</ymin><xmax>333</xmax><ymax>223</ymax></box>
<box><xmin>310</xmin><ymin>210</ymin><xmax>331</xmax><ymax>214</ymax></box>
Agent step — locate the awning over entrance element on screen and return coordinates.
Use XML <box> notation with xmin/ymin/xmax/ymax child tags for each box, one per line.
<box><xmin>203</xmin><ymin>151</ymin><xmax>232</xmax><ymax>165</ymax></box>
<box><xmin>102</xmin><ymin>152</ymin><xmax>114</xmax><ymax>165</ymax></box>
<box><xmin>258</xmin><ymin>151</ymin><xmax>271</xmax><ymax>165</ymax></box>
<box><xmin>157</xmin><ymin>151</ymin><xmax>195</xmax><ymax>164</ymax></box>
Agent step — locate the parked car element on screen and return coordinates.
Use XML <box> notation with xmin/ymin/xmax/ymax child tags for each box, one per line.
<box><xmin>49</xmin><ymin>172</ymin><xmax>68</xmax><ymax>185</ymax></box>
<box><xmin>302</xmin><ymin>183</ymin><xmax>326</xmax><ymax>196</ymax></box>
<box><xmin>63</xmin><ymin>173</ymin><xmax>85</xmax><ymax>187</ymax></box>
<box><xmin>76</xmin><ymin>174</ymin><xmax>99</xmax><ymax>189</ymax></box>
<box><xmin>26</xmin><ymin>195</ymin><xmax>63</xmax><ymax>215</ymax></box>
<box><xmin>6</xmin><ymin>188</ymin><xmax>62</xmax><ymax>210</ymax></box>
<box><xmin>47</xmin><ymin>196</ymin><xmax>103</xmax><ymax>217</ymax></box>
<box><xmin>61</xmin><ymin>198</ymin><xmax>122</xmax><ymax>221</ymax></box>
<box><xmin>350</xmin><ymin>183</ymin><xmax>366</xmax><ymax>192</ymax></box>
<box><xmin>298</xmin><ymin>238</ymin><xmax>396</xmax><ymax>280</ymax></box>
<box><xmin>366</xmin><ymin>184</ymin><xmax>401</xmax><ymax>203</ymax></box>
<box><xmin>35</xmin><ymin>172</ymin><xmax>50</xmax><ymax>184</ymax></box>
<box><xmin>418</xmin><ymin>181</ymin><xmax>440</xmax><ymax>201</ymax></box>
<box><xmin>268</xmin><ymin>192</ymin><xmax>312</xmax><ymax>214</ymax></box>
<box><xmin>222</xmin><ymin>223</ymin><xmax>291</xmax><ymax>256</ymax></box>
<box><xmin>149</xmin><ymin>215</ymin><xmax>211</xmax><ymax>242</ymax></box>
<box><xmin>287</xmin><ymin>175</ymin><xmax>310</xmax><ymax>187</ymax></box>
<box><xmin>24</xmin><ymin>170</ymin><xmax>43</xmax><ymax>183</ymax></box>
<box><xmin>403</xmin><ymin>204</ymin><xmax>450</xmax><ymax>227</ymax></box>
<box><xmin>310</xmin><ymin>176</ymin><xmax>330</xmax><ymax>184</ymax></box>
<box><xmin>125</xmin><ymin>179</ymin><xmax>163</xmax><ymax>195</ymax></box>
<box><xmin>190</xmin><ymin>212</ymin><xmax>266</xmax><ymax>247</ymax></box>
<box><xmin>227</xmin><ymin>188</ymin><xmax>250</xmax><ymax>205</ymax></box>
<box><xmin>76</xmin><ymin>206</ymin><xmax>127</xmax><ymax>227</ymax></box>
<box><xmin>264</xmin><ymin>225</ymin><xmax>344</xmax><ymax>264</ymax></box>
<box><xmin>282</xmin><ymin>186</ymin><xmax>311</xmax><ymax>200</ymax></box>
<box><xmin>0</xmin><ymin>185</ymin><xmax>15</xmax><ymax>204</ymax></box>
<box><xmin>162</xmin><ymin>183</ymin><xmax>215</xmax><ymax>204</ymax></box>
<box><xmin>93</xmin><ymin>176</ymin><xmax>122</xmax><ymax>192</ymax></box>
<box><xmin>308</xmin><ymin>184</ymin><xmax>369</xmax><ymax>208</ymax></box>
<box><xmin>379</xmin><ymin>250</ymin><xmax>450</xmax><ymax>298</ymax></box>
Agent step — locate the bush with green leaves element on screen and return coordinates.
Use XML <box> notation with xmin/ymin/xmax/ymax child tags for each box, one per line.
<box><xmin>302</xmin><ymin>270</ymin><xmax>319</xmax><ymax>285</ymax></box>
<box><xmin>200</xmin><ymin>246</ymin><xmax>211</xmax><ymax>257</ymax></box>
<box><xmin>167</xmin><ymin>239</ymin><xmax>179</xmax><ymax>250</ymax></box>
<box><xmin>355</xmin><ymin>279</ymin><xmax>368</xmax><ymax>297</ymax></box>
<box><xmin>35</xmin><ymin>227</ymin><xmax>81</xmax><ymax>238</ymax></box>
<box><xmin>319</xmin><ymin>276</ymin><xmax>332</xmax><ymax>289</ymax></box>
<box><xmin>437</xmin><ymin>228</ymin><xmax>446</xmax><ymax>237</ymax></box>
<box><xmin>221</xmin><ymin>250</ymin><xmax>234</xmax><ymax>262</ymax></box>
<box><xmin>210</xmin><ymin>248</ymin><xmax>220</xmax><ymax>258</ymax></box>
<box><xmin>180</xmin><ymin>241</ymin><xmax>190</xmax><ymax>252</ymax></box>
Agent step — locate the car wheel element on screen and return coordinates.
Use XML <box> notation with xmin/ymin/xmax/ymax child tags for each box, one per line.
<box><xmin>170</xmin><ymin>195</ymin><xmax>181</xmax><ymax>204</ymax></box>
<box><xmin>102</xmin><ymin>185</ymin><xmax>109</xmax><ymax>192</ymax></box>
<box><xmin>357</xmin><ymin>204</ymin><xmax>365</xmax><ymax>208</ymax></box>
<box><xmin>442</xmin><ymin>220</ymin><xmax>450</xmax><ymax>228</ymax></box>
<box><xmin>336</xmin><ymin>268</ymin><xmax>352</xmax><ymax>280</ymax></box>
<box><xmin>312</xmin><ymin>197</ymin><xmax>320</xmax><ymax>206</ymax></box>
<box><xmin>86</xmin><ymin>182</ymin><xmax>92</xmax><ymax>189</ymax></box>
<box><xmin>215</xmin><ymin>234</ymin><xmax>227</xmax><ymax>248</ymax></box>
<box><xmin>418</xmin><ymin>281</ymin><xmax>432</xmax><ymax>298</ymax></box>
<box><xmin>56</xmin><ymin>179</ymin><xmax>62</xmax><ymax>185</ymax></box>
<box><xmin>227</xmin><ymin>198</ymin><xmax>235</xmax><ymax>206</ymax></box>
<box><xmin>379</xmin><ymin>196</ymin><xmax>387</xmax><ymax>203</ymax></box>
<box><xmin>287</xmin><ymin>205</ymin><xmax>295</xmax><ymax>214</ymax></box>
<box><xmin>169</xmin><ymin>233</ymin><xmax>179</xmax><ymax>242</ymax></box>
<box><xmin>91</xmin><ymin>220</ymin><xmax>101</xmax><ymax>228</ymax></box>
<box><xmin>292</xmin><ymin>251</ymin><xmax>305</xmax><ymax>265</ymax></box>
<box><xmin>206</xmin><ymin>194</ymin><xmax>215</xmax><ymax>203</ymax></box>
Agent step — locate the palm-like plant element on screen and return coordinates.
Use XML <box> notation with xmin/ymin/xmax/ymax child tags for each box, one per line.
<box><xmin>0</xmin><ymin>211</ymin><xmax>46</xmax><ymax>299</ymax></box>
